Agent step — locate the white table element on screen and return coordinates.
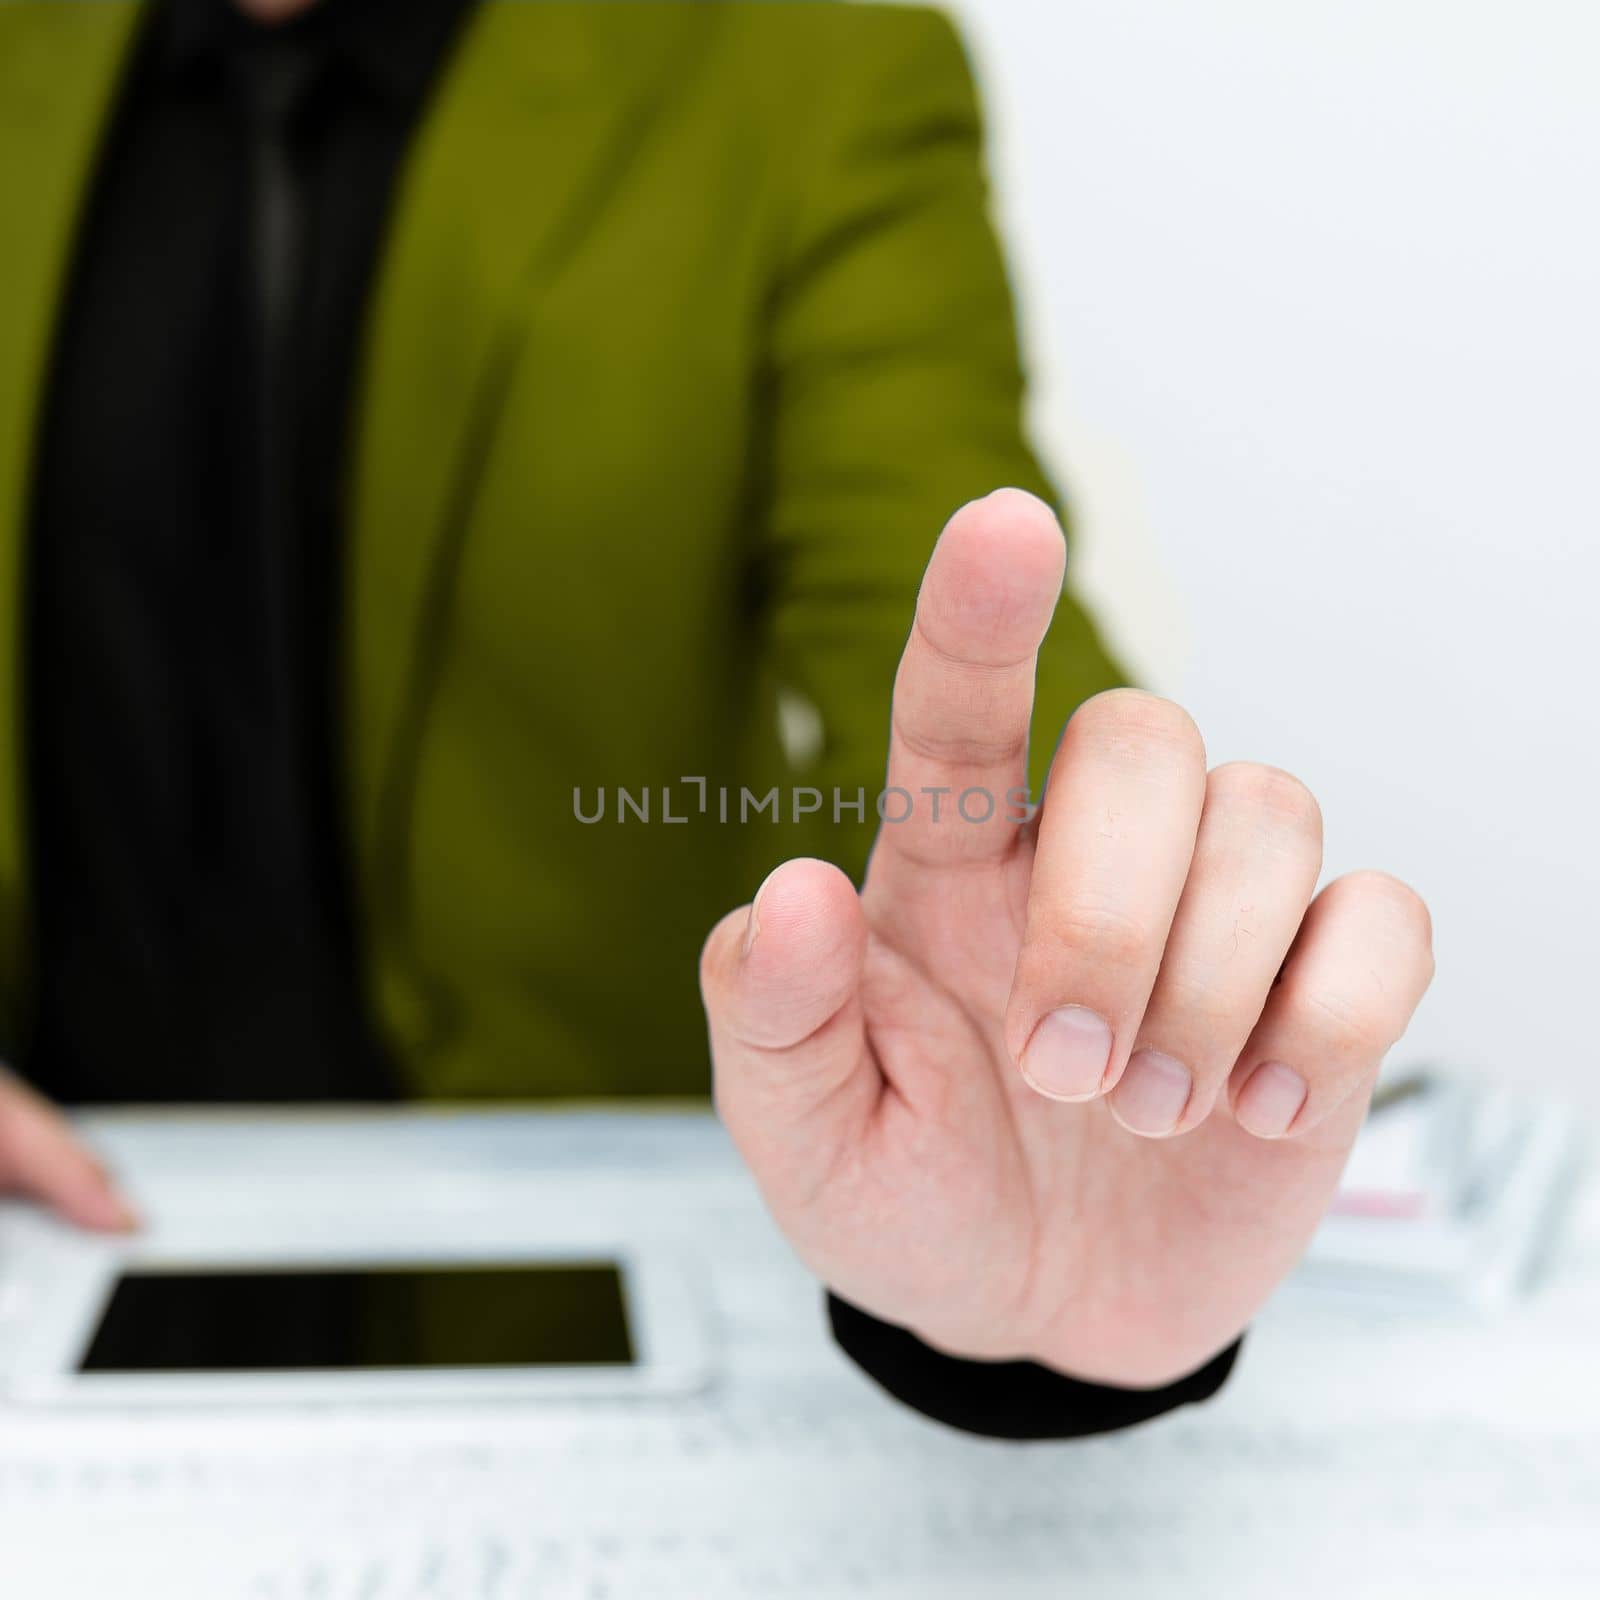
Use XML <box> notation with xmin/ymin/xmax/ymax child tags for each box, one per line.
<box><xmin>0</xmin><ymin>1107</ymin><xmax>1596</xmax><ymax>1598</ymax></box>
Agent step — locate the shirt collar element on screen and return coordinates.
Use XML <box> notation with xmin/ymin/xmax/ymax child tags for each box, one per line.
<box><xmin>158</xmin><ymin>0</ymin><xmax>473</xmax><ymax>107</ymax></box>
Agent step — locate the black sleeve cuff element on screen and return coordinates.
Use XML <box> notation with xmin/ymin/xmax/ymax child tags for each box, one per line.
<box><xmin>828</xmin><ymin>1293</ymin><xmax>1242</xmax><ymax>1441</ymax></box>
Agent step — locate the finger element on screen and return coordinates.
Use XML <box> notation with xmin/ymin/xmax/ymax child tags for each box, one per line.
<box><xmin>1004</xmin><ymin>689</ymin><xmax>1207</xmax><ymax>1101</ymax></box>
<box><xmin>701</xmin><ymin>859</ymin><xmax>876</xmax><ymax>1206</ymax></box>
<box><xmin>1228</xmin><ymin>870</ymin><xmax>1434</xmax><ymax>1140</ymax></box>
<box><xmin>0</xmin><ymin>1071</ymin><xmax>138</xmax><ymax>1231</ymax></box>
<box><xmin>1107</xmin><ymin>763</ymin><xmax>1323</xmax><ymax>1138</ymax></box>
<box><xmin>870</xmin><ymin>488</ymin><xmax>1065</xmax><ymax>879</ymax></box>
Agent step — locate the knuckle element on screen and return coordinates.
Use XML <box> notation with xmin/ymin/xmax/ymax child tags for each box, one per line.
<box><xmin>1071</xmin><ymin>689</ymin><xmax>1206</xmax><ymax>767</ymax></box>
<box><xmin>890</xmin><ymin>710</ymin><xmax>1026</xmax><ymax>771</ymax></box>
<box><xmin>1288</xmin><ymin>982</ymin><xmax>1389</xmax><ymax>1062</ymax></box>
<box><xmin>1207</xmin><ymin>761</ymin><xmax>1323</xmax><ymax>844</ymax></box>
<box><xmin>1333</xmin><ymin>869</ymin><xmax>1434</xmax><ymax>951</ymax></box>
<box><xmin>1152</xmin><ymin>973</ymin><xmax>1245</xmax><ymax>1046</ymax></box>
<box><xmin>1043</xmin><ymin>901</ymin><xmax>1157</xmax><ymax>970</ymax></box>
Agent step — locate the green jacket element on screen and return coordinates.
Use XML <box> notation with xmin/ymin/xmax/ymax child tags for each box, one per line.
<box><xmin>0</xmin><ymin>1</ymin><xmax>1122</xmax><ymax>1100</ymax></box>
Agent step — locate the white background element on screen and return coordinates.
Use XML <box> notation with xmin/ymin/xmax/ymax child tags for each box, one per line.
<box><xmin>943</xmin><ymin>0</ymin><xmax>1600</xmax><ymax>1115</ymax></box>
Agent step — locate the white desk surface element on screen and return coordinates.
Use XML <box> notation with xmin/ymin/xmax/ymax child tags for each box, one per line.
<box><xmin>0</xmin><ymin>1107</ymin><xmax>1596</xmax><ymax>1599</ymax></box>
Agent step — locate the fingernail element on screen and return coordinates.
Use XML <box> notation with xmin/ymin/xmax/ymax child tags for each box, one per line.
<box><xmin>741</xmin><ymin>870</ymin><xmax>775</xmax><ymax>959</ymax></box>
<box><xmin>84</xmin><ymin>1159</ymin><xmax>138</xmax><ymax>1230</ymax></box>
<box><xmin>1020</xmin><ymin>1006</ymin><xmax>1113</xmax><ymax>1100</ymax></box>
<box><xmin>1234</xmin><ymin>1061</ymin><xmax>1308</xmax><ymax>1139</ymax></box>
<box><xmin>1109</xmin><ymin>1048</ymin><xmax>1193</xmax><ymax>1136</ymax></box>
<box><xmin>83</xmin><ymin>1186</ymin><xmax>139</xmax><ymax>1233</ymax></box>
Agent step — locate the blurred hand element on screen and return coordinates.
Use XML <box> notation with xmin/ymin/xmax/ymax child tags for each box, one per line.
<box><xmin>701</xmin><ymin>489</ymin><xmax>1433</xmax><ymax>1387</ymax></box>
<box><xmin>0</xmin><ymin>1068</ymin><xmax>136</xmax><ymax>1231</ymax></box>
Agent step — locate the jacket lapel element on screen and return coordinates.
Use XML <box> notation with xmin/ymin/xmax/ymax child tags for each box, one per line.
<box><xmin>0</xmin><ymin>1</ymin><xmax>685</xmax><ymax>1026</ymax></box>
<box><xmin>346</xmin><ymin>3</ymin><xmax>668</xmax><ymax>933</ymax></box>
<box><xmin>0</xmin><ymin>3</ymin><xmax>141</xmax><ymax>1030</ymax></box>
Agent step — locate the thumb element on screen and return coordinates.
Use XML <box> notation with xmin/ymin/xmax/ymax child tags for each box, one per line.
<box><xmin>0</xmin><ymin>1070</ymin><xmax>139</xmax><ymax>1232</ymax></box>
<box><xmin>700</xmin><ymin>858</ymin><xmax>877</xmax><ymax>1200</ymax></box>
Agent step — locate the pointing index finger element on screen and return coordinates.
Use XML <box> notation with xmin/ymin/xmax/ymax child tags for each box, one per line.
<box><xmin>869</xmin><ymin>489</ymin><xmax>1065</xmax><ymax>880</ymax></box>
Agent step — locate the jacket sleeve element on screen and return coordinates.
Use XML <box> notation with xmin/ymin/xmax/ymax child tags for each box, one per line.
<box><xmin>830</xmin><ymin>1295</ymin><xmax>1242</xmax><ymax>1441</ymax></box>
<box><xmin>754</xmin><ymin>7</ymin><xmax>1238</xmax><ymax>1439</ymax></box>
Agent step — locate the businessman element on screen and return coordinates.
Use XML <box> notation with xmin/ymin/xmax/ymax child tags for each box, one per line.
<box><xmin>0</xmin><ymin>0</ymin><xmax>1431</xmax><ymax>1435</ymax></box>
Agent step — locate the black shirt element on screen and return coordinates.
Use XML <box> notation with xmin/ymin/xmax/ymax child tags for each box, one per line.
<box><xmin>25</xmin><ymin>0</ymin><xmax>472</xmax><ymax>1104</ymax></box>
<box><xmin>19</xmin><ymin>0</ymin><xmax>1235</xmax><ymax>1437</ymax></box>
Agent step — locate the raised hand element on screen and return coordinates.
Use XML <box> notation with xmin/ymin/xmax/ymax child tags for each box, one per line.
<box><xmin>700</xmin><ymin>490</ymin><xmax>1433</xmax><ymax>1387</ymax></box>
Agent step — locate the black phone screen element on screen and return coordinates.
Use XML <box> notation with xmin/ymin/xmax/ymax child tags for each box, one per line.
<box><xmin>76</xmin><ymin>1261</ymin><xmax>634</xmax><ymax>1372</ymax></box>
